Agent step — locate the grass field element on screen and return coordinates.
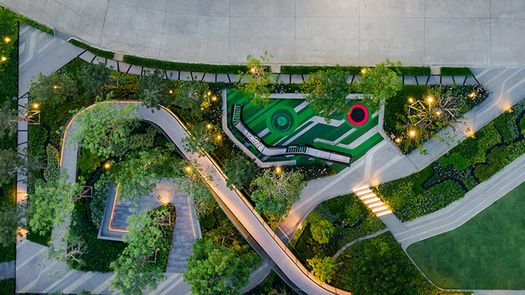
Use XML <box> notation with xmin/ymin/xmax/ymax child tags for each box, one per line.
<box><xmin>227</xmin><ymin>90</ymin><xmax>383</xmax><ymax>168</ymax></box>
<box><xmin>408</xmin><ymin>181</ymin><xmax>525</xmax><ymax>290</ymax></box>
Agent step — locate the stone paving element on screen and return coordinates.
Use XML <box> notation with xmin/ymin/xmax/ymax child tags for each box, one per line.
<box><xmin>0</xmin><ymin>261</ymin><xmax>15</xmax><ymax>280</ymax></box>
<box><xmin>4</xmin><ymin>0</ymin><xmax>525</xmax><ymax>66</ymax></box>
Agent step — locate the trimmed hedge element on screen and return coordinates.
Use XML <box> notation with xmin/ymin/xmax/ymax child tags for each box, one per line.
<box><xmin>69</xmin><ymin>39</ymin><xmax>114</xmax><ymax>59</ymax></box>
<box><xmin>123</xmin><ymin>55</ymin><xmax>247</xmax><ymax>73</ymax></box>
<box><xmin>397</xmin><ymin>66</ymin><xmax>431</xmax><ymax>76</ymax></box>
<box><xmin>378</xmin><ymin>101</ymin><xmax>525</xmax><ymax>221</ymax></box>
<box><xmin>281</xmin><ymin>65</ymin><xmax>361</xmax><ymax>75</ymax></box>
<box><xmin>441</xmin><ymin>67</ymin><xmax>472</xmax><ymax>76</ymax></box>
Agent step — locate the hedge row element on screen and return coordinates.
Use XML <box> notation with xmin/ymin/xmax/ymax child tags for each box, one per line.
<box><xmin>69</xmin><ymin>39</ymin><xmax>115</xmax><ymax>59</ymax></box>
<box><xmin>281</xmin><ymin>65</ymin><xmax>431</xmax><ymax>76</ymax></box>
<box><xmin>440</xmin><ymin>67</ymin><xmax>472</xmax><ymax>76</ymax></box>
<box><xmin>122</xmin><ymin>55</ymin><xmax>247</xmax><ymax>73</ymax></box>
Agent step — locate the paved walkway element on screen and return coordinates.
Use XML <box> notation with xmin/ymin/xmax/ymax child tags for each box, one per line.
<box><xmin>57</xmin><ymin>101</ymin><xmax>351</xmax><ymax>295</ymax></box>
<box><xmin>397</xmin><ymin>153</ymin><xmax>525</xmax><ymax>249</ymax></box>
<box><xmin>0</xmin><ymin>261</ymin><xmax>15</xmax><ymax>280</ymax></box>
<box><xmin>279</xmin><ymin>67</ymin><xmax>525</xmax><ymax>240</ymax></box>
<box><xmin>4</xmin><ymin>0</ymin><xmax>525</xmax><ymax>66</ymax></box>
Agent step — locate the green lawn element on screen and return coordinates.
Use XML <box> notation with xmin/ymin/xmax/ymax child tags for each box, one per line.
<box><xmin>408</xmin><ymin>181</ymin><xmax>525</xmax><ymax>290</ymax></box>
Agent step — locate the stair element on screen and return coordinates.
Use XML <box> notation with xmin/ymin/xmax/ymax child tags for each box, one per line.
<box><xmin>354</xmin><ymin>187</ymin><xmax>392</xmax><ymax>217</ymax></box>
<box><xmin>232</xmin><ymin>105</ymin><xmax>242</xmax><ymax>125</ymax></box>
<box><xmin>286</xmin><ymin>146</ymin><xmax>307</xmax><ymax>154</ymax></box>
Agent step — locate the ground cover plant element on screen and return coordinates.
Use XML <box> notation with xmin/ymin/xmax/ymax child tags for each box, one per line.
<box><xmin>378</xmin><ymin>100</ymin><xmax>525</xmax><ymax>221</ymax></box>
<box><xmin>332</xmin><ymin>233</ymin><xmax>456</xmax><ymax>295</ymax></box>
<box><xmin>384</xmin><ymin>84</ymin><xmax>489</xmax><ymax>154</ymax></box>
<box><xmin>408</xmin><ymin>181</ymin><xmax>525</xmax><ymax>290</ymax></box>
<box><xmin>290</xmin><ymin>194</ymin><xmax>384</xmax><ymax>263</ymax></box>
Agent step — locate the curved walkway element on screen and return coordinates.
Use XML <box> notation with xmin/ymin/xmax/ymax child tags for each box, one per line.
<box><xmin>4</xmin><ymin>0</ymin><xmax>525</xmax><ymax>66</ymax></box>
<box><xmin>58</xmin><ymin>101</ymin><xmax>351</xmax><ymax>295</ymax></box>
<box><xmin>396</xmin><ymin>153</ymin><xmax>525</xmax><ymax>249</ymax></box>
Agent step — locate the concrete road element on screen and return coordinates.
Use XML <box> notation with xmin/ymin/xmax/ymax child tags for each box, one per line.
<box><xmin>3</xmin><ymin>0</ymin><xmax>525</xmax><ymax>66</ymax></box>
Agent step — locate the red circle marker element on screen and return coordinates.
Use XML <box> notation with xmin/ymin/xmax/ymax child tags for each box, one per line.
<box><xmin>346</xmin><ymin>104</ymin><xmax>369</xmax><ymax>126</ymax></box>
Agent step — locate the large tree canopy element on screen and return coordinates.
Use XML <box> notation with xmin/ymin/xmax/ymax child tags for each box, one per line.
<box><xmin>222</xmin><ymin>151</ymin><xmax>258</xmax><ymax>189</ymax></box>
<box><xmin>309</xmin><ymin>213</ymin><xmax>335</xmax><ymax>244</ymax></box>
<box><xmin>184</xmin><ymin>238</ymin><xmax>256</xmax><ymax>295</ymax></box>
<box><xmin>236</xmin><ymin>53</ymin><xmax>276</xmax><ymax>105</ymax></box>
<box><xmin>357</xmin><ymin>60</ymin><xmax>403</xmax><ymax>107</ymax></box>
<box><xmin>30</xmin><ymin>71</ymin><xmax>79</xmax><ymax>106</ymax></box>
<box><xmin>302</xmin><ymin>69</ymin><xmax>350</xmax><ymax>117</ymax></box>
<box><xmin>0</xmin><ymin>148</ymin><xmax>24</xmax><ymax>186</ymax></box>
<box><xmin>251</xmin><ymin>169</ymin><xmax>304</xmax><ymax>228</ymax></box>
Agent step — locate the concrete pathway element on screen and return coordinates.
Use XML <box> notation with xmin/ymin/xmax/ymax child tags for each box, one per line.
<box><xmin>279</xmin><ymin>67</ymin><xmax>525</xmax><ymax>240</ymax></box>
<box><xmin>4</xmin><ymin>0</ymin><xmax>525</xmax><ymax>66</ymax></box>
<box><xmin>57</xmin><ymin>101</ymin><xmax>351</xmax><ymax>295</ymax></box>
<box><xmin>0</xmin><ymin>261</ymin><xmax>15</xmax><ymax>280</ymax></box>
<box><xmin>397</xmin><ymin>153</ymin><xmax>525</xmax><ymax>249</ymax></box>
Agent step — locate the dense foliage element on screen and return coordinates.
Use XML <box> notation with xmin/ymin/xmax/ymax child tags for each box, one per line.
<box><xmin>378</xmin><ymin>101</ymin><xmax>525</xmax><ymax>221</ymax></box>
<box><xmin>222</xmin><ymin>151</ymin><xmax>258</xmax><ymax>189</ymax></box>
<box><xmin>357</xmin><ymin>60</ymin><xmax>403</xmax><ymax>107</ymax></box>
<box><xmin>307</xmin><ymin>256</ymin><xmax>338</xmax><ymax>283</ymax></box>
<box><xmin>302</xmin><ymin>68</ymin><xmax>350</xmax><ymax>117</ymax></box>
<box><xmin>123</xmin><ymin>54</ymin><xmax>247</xmax><ymax>74</ymax></box>
<box><xmin>236</xmin><ymin>53</ymin><xmax>276</xmax><ymax>105</ymax></box>
<box><xmin>251</xmin><ymin>169</ymin><xmax>304</xmax><ymax>228</ymax></box>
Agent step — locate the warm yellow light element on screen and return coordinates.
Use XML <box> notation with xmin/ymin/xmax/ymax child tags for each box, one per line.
<box><xmin>184</xmin><ymin>166</ymin><xmax>192</xmax><ymax>173</ymax></box>
<box><xmin>426</xmin><ymin>96</ymin><xmax>434</xmax><ymax>104</ymax></box>
<box><xmin>52</xmin><ymin>84</ymin><xmax>60</xmax><ymax>90</ymax></box>
<box><xmin>468</xmin><ymin>91</ymin><xmax>476</xmax><ymax>99</ymax></box>
<box><xmin>250</xmin><ymin>67</ymin><xmax>257</xmax><ymax>74</ymax></box>
<box><xmin>394</xmin><ymin>137</ymin><xmax>402</xmax><ymax>144</ymax></box>
<box><xmin>168</xmin><ymin>89</ymin><xmax>174</xmax><ymax>94</ymax></box>
<box><xmin>207</xmin><ymin>91</ymin><xmax>212</xmax><ymax>96</ymax></box>
<box><xmin>407</xmin><ymin>97</ymin><xmax>415</xmax><ymax>104</ymax></box>
<box><xmin>32</xmin><ymin>102</ymin><xmax>40</xmax><ymax>110</ymax></box>
<box><xmin>211</xmin><ymin>95</ymin><xmax>218</xmax><ymax>102</ymax></box>
<box><xmin>216</xmin><ymin>134</ymin><xmax>222</xmax><ymax>140</ymax></box>
<box><xmin>360</xmin><ymin>68</ymin><xmax>367</xmax><ymax>74</ymax></box>
<box><xmin>206</xmin><ymin>123</ymin><xmax>212</xmax><ymax>129</ymax></box>
<box><xmin>3</xmin><ymin>36</ymin><xmax>11</xmax><ymax>44</ymax></box>
<box><xmin>408</xmin><ymin>129</ymin><xmax>417</xmax><ymax>138</ymax></box>
<box><xmin>506</xmin><ymin>106</ymin><xmax>513</xmax><ymax>113</ymax></box>
<box><xmin>0</xmin><ymin>56</ymin><xmax>7</xmax><ymax>62</ymax></box>
<box><xmin>103</xmin><ymin>161</ymin><xmax>112</xmax><ymax>170</ymax></box>
<box><xmin>435</xmin><ymin>110</ymin><xmax>442</xmax><ymax>116</ymax></box>
<box><xmin>275</xmin><ymin>166</ymin><xmax>283</xmax><ymax>174</ymax></box>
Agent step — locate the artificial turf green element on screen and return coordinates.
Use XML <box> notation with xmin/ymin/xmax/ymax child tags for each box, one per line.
<box><xmin>407</xmin><ymin>181</ymin><xmax>525</xmax><ymax>290</ymax></box>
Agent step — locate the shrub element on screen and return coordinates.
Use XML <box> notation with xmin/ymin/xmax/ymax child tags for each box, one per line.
<box><xmin>281</xmin><ymin>65</ymin><xmax>361</xmax><ymax>75</ymax></box>
<box><xmin>69</xmin><ymin>39</ymin><xmax>114</xmax><ymax>59</ymax></box>
<box><xmin>309</xmin><ymin>213</ymin><xmax>335</xmax><ymax>244</ymax></box>
<box><xmin>475</xmin><ymin>141</ymin><xmax>525</xmax><ymax>182</ymax></box>
<box><xmin>123</xmin><ymin>55</ymin><xmax>246</xmax><ymax>74</ymax></box>
<box><xmin>90</xmin><ymin>174</ymin><xmax>111</xmax><ymax>229</ymax></box>
<box><xmin>440</xmin><ymin>67</ymin><xmax>472</xmax><ymax>76</ymax></box>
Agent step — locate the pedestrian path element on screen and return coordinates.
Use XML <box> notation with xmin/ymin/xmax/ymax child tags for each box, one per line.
<box><xmin>396</xmin><ymin>153</ymin><xmax>525</xmax><ymax>249</ymax></box>
<box><xmin>0</xmin><ymin>260</ymin><xmax>15</xmax><ymax>280</ymax></box>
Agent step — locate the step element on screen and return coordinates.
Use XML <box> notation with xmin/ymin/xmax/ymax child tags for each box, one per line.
<box><xmin>373</xmin><ymin>208</ymin><xmax>392</xmax><ymax>217</ymax></box>
<box><xmin>368</xmin><ymin>201</ymin><xmax>386</xmax><ymax>210</ymax></box>
<box><xmin>354</xmin><ymin>187</ymin><xmax>372</xmax><ymax>196</ymax></box>
<box><xmin>362</xmin><ymin>197</ymin><xmax>380</xmax><ymax>205</ymax></box>
<box><xmin>357</xmin><ymin>192</ymin><xmax>376</xmax><ymax>200</ymax></box>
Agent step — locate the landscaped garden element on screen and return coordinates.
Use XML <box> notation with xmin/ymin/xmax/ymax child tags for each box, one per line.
<box><xmin>408</xmin><ymin>181</ymin><xmax>525</xmax><ymax>290</ymax></box>
<box><xmin>377</xmin><ymin>100</ymin><xmax>525</xmax><ymax>221</ymax></box>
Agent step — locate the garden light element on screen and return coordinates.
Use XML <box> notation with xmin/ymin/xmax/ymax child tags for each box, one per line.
<box><xmin>435</xmin><ymin>110</ymin><xmax>442</xmax><ymax>116</ymax></box>
<box><xmin>103</xmin><ymin>161</ymin><xmax>112</xmax><ymax>170</ymax></box>
<box><xmin>250</xmin><ymin>67</ymin><xmax>257</xmax><ymax>74</ymax></box>
<box><xmin>408</xmin><ymin>128</ymin><xmax>417</xmax><ymax>138</ymax></box>
<box><xmin>275</xmin><ymin>166</ymin><xmax>283</xmax><ymax>174</ymax></box>
<box><xmin>468</xmin><ymin>91</ymin><xmax>476</xmax><ymax>99</ymax></box>
<box><xmin>407</xmin><ymin>97</ymin><xmax>415</xmax><ymax>104</ymax></box>
<box><xmin>360</xmin><ymin>68</ymin><xmax>367</xmax><ymax>74</ymax></box>
<box><xmin>211</xmin><ymin>95</ymin><xmax>218</xmax><ymax>102</ymax></box>
<box><xmin>32</xmin><ymin>102</ymin><xmax>40</xmax><ymax>110</ymax></box>
<box><xmin>52</xmin><ymin>84</ymin><xmax>60</xmax><ymax>90</ymax></box>
<box><xmin>168</xmin><ymin>89</ymin><xmax>173</xmax><ymax>94</ymax></box>
<box><xmin>506</xmin><ymin>107</ymin><xmax>513</xmax><ymax>113</ymax></box>
<box><xmin>426</xmin><ymin>96</ymin><xmax>434</xmax><ymax>104</ymax></box>
<box><xmin>184</xmin><ymin>166</ymin><xmax>192</xmax><ymax>173</ymax></box>
<box><xmin>3</xmin><ymin>36</ymin><xmax>11</xmax><ymax>44</ymax></box>
<box><xmin>216</xmin><ymin>134</ymin><xmax>222</xmax><ymax>141</ymax></box>
<box><xmin>207</xmin><ymin>91</ymin><xmax>212</xmax><ymax>96</ymax></box>
<box><xmin>206</xmin><ymin>123</ymin><xmax>212</xmax><ymax>129</ymax></box>
<box><xmin>0</xmin><ymin>56</ymin><xmax>7</xmax><ymax>62</ymax></box>
<box><xmin>394</xmin><ymin>137</ymin><xmax>402</xmax><ymax>144</ymax></box>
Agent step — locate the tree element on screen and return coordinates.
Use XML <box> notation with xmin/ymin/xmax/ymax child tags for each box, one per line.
<box><xmin>182</xmin><ymin>122</ymin><xmax>222</xmax><ymax>156</ymax></box>
<box><xmin>111</xmin><ymin>207</ymin><xmax>172</xmax><ymax>295</ymax></box>
<box><xmin>302</xmin><ymin>69</ymin><xmax>350</xmax><ymax>117</ymax></box>
<box><xmin>43</xmin><ymin>144</ymin><xmax>60</xmax><ymax>182</ymax></box>
<box><xmin>137</xmin><ymin>70</ymin><xmax>171</xmax><ymax>109</ymax></box>
<box><xmin>73</xmin><ymin>102</ymin><xmax>140</xmax><ymax>159</ymax></box>
<box><xmin>184</xmin><ymin>238</ymin><xmax>255</xmax><ymax>295</ymax></box>
<box><xmin>0</xmin><ymin>101</ymin><xmax>17</xmax><ymax>139</ymax></box>
<box><xmin>309</xmin><ymin>213</ymin><xmax>335</xmax><ymax>244</ymax></box>
<box><xmin>30</xmin><ymin>71</ymin><xmax>79</xmax><ymax>106</ymax></box>
<box><xmin>0</xmin><ymin>148</ymin><xmax>24</xmax><ymax>186</ymax></box>
<box><xmin>110</xmin><ymin>147</ymin><xmax>181</xmax><ymax>202</ymax></box>
<box><xmin>0</xmin><ymin>204</ymin><xmax>20</xmax><ymax>247</ymax></box>
<box><xmin>237</xmin><ymin>53</ymin><xmax>276</xmax><ymax>105</ymax></box>
<box><xmin>78</xmin><ymin>62</ymin><xmax>111</xmax><ymax>97</ymax></box>
<box><xmin>251</xmin><ymin>169</ymin><xmax>304</xmax><ymax>228</ymax></box>
<box><xmin>175</xmin><ymin>161</ymin><xmax>214</xmax><ymax>217</ymax></box>
<box><xmin>28</xmin><ymin>173</ymin><xmax>82</xmax><ymax>236</ymax></box>
<box><xmin>223</xmin><ymin>151</ymin><xmax>258</xmax><ymax>189</ymax></box>
<box><xmin>307</xmin><ymin>256</ymin><xmax>338</xmax><ymax>283</ymax></box>
<box><xmin>357</xmin><ymin>60</ymin><xmax>403</xmax><ymax>107</ymax></box>
<box><xmin>170</xmin><ymin>81</ymin><xmax>211</xmax><ymax>118</ymax></box>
